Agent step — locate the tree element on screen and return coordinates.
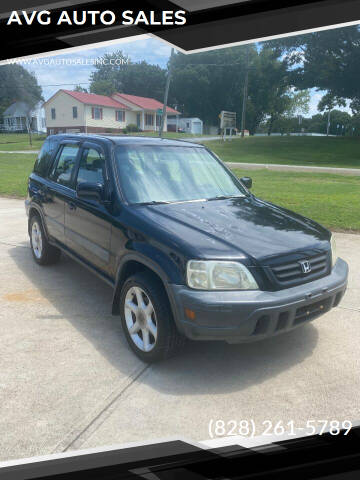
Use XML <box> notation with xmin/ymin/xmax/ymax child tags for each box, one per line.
<box><xmin>0</xmin><ymin>64</ymin><xmax>43</xmax><ymax>144</ymax></box>
<box><xmin>89</xmin><ymin>51</ymin><xmax>167</xmax><ymax>101</ymax></box>
<box><xmin>170</xmin><ymin>46</ymin><xmax>308</xmax><ymax>134</ymax></box>
<box><xmin>74</xmin><ymin>85</ymin><xmax>88</xmax><ymax>93</ymax></box>
<box><xmin>266</xmin><ymin>90</ymin><xmax>310</xmax><ymax>135</ymax></box>
<box><xmin>90</xmin><ymin>79</ymin><xmax>117</xmax><ymax>96</ymax></box>
<box><xmin>266</xmin><ymin>25</ymin><xmax>360</xmax><ymax>113</ymax></box>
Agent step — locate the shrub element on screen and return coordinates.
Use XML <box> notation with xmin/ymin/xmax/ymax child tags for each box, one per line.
<box><xmin>124</xmin><ymin>124</ymin><xmax>142</xmax><ymax>133</ymax></box>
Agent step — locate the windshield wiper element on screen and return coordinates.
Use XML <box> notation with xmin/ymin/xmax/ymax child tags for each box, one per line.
<box><xmin>206</xmin><ymin>195</ymin><xmax>245</xmax><ymax>201</ymax></box>
<box><xmin>137</xmin><ymin>200</ymin><xmax>173</xmax><ymax>205</ymax></box>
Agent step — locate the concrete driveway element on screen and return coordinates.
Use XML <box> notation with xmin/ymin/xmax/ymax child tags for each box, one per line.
<box><xmin>0</xmin><ymin>197</ymin><xmax>359</xmax><ymax>462</ymax></box>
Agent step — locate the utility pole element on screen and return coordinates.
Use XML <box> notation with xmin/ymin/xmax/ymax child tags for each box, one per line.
<box><xmin>241</xmin><ymin>44</ymin><xmax>250</xmax><ymax>137</ymax></box>
<box><xmin>159</xmin><ymin>47</ymin><xmax>174</xmax><ymax>138</ymax></box>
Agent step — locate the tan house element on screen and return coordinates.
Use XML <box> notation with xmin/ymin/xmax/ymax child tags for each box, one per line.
<box><xmin>43</xmin><ymin>90</ymin><xmax>181</xmax><ymax>135</ymax></box>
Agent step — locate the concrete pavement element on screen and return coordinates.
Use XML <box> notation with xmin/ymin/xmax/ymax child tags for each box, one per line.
<box><xmin>0</xmin><ymin>198</ymin><xmax>359</xmax><ymax>462</ymax></box>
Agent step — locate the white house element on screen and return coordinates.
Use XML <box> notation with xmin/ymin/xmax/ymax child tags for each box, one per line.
<box><xmin>2</xmin><ymin>101</ymin><xmax>46</xmax><ymax>133</ymax></box>
<box><xmin>168</xmin><ymin>117</ymin><xmax>203</xmax><ymax>135</ymax></box>
<box><xmin>43</xmin><ymin>90</ymin><xmax>181</xmax><ymax>135</ymax></box>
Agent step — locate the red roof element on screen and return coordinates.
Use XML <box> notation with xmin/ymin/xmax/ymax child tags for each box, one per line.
<box><xmin>61</xmin><ymin>90</ymin><xmax>129</xmax><ymax>109</ymax></box>
<box><xmin>113</xmin><ymin>93</ymin><xmax>180</xmax><ymax>114</ymax></box>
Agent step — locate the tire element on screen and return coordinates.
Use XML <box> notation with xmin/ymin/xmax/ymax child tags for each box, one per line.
<box><xmin>119</xmin><ymin>271</ymin><xmax>186</xmax><ymax>362</ymax></box>
<box><xmin>29</xmin><ymin>214</ymin><xmax>61</xmax><ymax>265</ymax></box>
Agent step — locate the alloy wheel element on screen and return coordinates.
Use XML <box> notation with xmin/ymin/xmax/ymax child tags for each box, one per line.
<box><xmin>31</xmin><ymin>221</ymin><xmax>43</xmax><ymax>259</ymax></box>
<box><xmin>124</xmin><ymin>286</ymin><xmax>158</xmax><ymax>352</ymax></box>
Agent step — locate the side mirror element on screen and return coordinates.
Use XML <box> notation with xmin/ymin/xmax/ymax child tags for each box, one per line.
<box><xmin>76</xmin><ymin>182</ymin><xmax>105</xmax><ymax>202</ymax></box>
<box><xmin>240</xmin><ymin>176</ymin><xmax>252</xmax><ymax>189</ymax></box>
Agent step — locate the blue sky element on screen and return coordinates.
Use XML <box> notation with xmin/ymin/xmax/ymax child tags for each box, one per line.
<box><xmin>24</xmin><ymin>36</ymin><xmax>172</xmax><ymax>102</ymax></box>
<box><xmin>21</xmin><ymin>35</ymin><xmax>344</xmax><ymax>117</ymax></box>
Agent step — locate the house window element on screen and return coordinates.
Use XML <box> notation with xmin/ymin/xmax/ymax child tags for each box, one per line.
<box><xmin>73</xmin><ymin>106</ymin><xmax>78</xmax><ymax>119</ymax></box>
<box><xmin>116</xmin><ymin>110</ymin><xmax>125</xmax><ymax>122</ymax></box>
<box><xmin>91</xmin><ymin>107</ymin><xmax>103</xmax><ymax>120</ymax></box>
<box><xmin>145</xmin><ymin>113</ymin><xmax>154</xmax><ymax>126</ymax></box>
<box><xmin>51</xmin><ymin>108</ymin><xmax>56</xmax><ymax>120</ymax></box>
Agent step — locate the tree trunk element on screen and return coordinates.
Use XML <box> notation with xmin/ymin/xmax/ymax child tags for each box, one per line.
<box><xmin>267</xmin><ymin>115</ymin><xmax>275</xmax><ymax>136</ymax></box>
<box><xmin>26</xmin><ymin>117</ymin><xmax>32</xmax><ymax>146</ymax></box>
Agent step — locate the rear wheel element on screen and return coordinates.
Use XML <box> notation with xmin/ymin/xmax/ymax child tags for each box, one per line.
<box><xmin>29</xmin><ymin>214</ymin><xmax>61</xmax><ymax>265</ymax></box>
<box><xmin>119</xmin><ymin>271</ymin><xmax>186</xmax><ymax>362</ymax></box>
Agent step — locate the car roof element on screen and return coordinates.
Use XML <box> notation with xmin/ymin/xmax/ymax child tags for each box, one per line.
<box><xmin>48</xmin><ymin>133</ymin><xmax>204</xmax><ymax>148</ymax></box>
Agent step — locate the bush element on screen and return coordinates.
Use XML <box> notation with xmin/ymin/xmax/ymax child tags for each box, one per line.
<box><xmin>124</xmin><ymin>124</ymin><xmax>142</xmax><ymax>133</ymax></box>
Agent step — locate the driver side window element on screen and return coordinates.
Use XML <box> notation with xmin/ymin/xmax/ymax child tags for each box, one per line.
<box><xmin>49</xmin><ymin>144</ymin><xmax>79</xmax><ymax>187</ymax></box>
<box><xmin>76</xmin><ymin>148</ymin><xmax>105</xmax><ymax>186</ymax></box>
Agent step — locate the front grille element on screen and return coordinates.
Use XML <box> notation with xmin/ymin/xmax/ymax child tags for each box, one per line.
<box><xmin>271</xmin><ymin>252</ymin><xmax>329</xmax><ymax>287</ymax></box>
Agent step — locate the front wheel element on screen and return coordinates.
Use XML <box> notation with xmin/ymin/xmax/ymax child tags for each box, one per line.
<box><xmin>119</xmin><ymin>272</ymin><xmax>186</xmax><ymax>362</ymax></box>
<box><xmin>29</xmin><ymin>214</ymin><xmax>61</xmax><ymax>265</ymax></box>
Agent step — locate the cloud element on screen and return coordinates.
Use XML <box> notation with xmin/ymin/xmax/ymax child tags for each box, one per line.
<box><xmin>18</xmin><ymin>37</ymin><xmax>172</xmax><ymax>101</ymax></box>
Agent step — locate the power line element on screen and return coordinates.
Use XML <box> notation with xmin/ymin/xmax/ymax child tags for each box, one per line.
<box><xmin>39</xmin><ymin>82</ymin><xmax>91</xmax><ymax>87</ymax></box>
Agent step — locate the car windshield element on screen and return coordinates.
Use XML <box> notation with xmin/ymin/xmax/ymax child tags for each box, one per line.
<box><xmin>115</xmin><ymin>145</ymin><xmax>247</xmax><ymax>205</ymax></box>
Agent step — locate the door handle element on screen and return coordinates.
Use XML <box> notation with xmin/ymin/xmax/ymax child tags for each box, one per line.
<box><xmin>68</xmin><ymin>201</ymin><xmax>77</xmax><ymax>211</ymax></box>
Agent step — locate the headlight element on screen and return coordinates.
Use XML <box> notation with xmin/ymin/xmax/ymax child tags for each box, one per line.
<box><xmin>331</xmin><ymin>235</ymin><xmax>337</xmax><ymax>268</ymax></box>
<box><xmin>187</xmin><ymin>260</ymin><xmax>259</xmax><ymax>290</ymax></box>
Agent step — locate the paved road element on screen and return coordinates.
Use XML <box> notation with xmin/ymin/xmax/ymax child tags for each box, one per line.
<box><xmin>0</xmin><ymin>197</ymin><xmax>359</xmax><ymax>462</ymax></box>
<box><xmin>0</xmin><ymin>150</ymin><xmax>40</xmax><ymax>154</ymax></box>
<box><xmin>226</xmin><ymin>162</ymin><xmax>360</xmax><ymax>176</ymax></box>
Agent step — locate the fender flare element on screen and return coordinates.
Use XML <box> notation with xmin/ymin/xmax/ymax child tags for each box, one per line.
<box><xmin>27</xmin><ymin>202</ymin><xmax>50</xmax><ymax>241</ymax></box>
<box><xmin>111</xmin><ymin>253</ymin><xmax>182</xmax><ymax>331</ymax></box>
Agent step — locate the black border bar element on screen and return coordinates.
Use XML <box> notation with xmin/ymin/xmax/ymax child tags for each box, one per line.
<box><xmin>1</xmin><ymin>427</ymin><xmax>360</xmax><ymax>479</ymax></box>
<box><xmin>1</xmin><ymin>0</ymin><xmax>360</xmax><ymax>60</ymax></box>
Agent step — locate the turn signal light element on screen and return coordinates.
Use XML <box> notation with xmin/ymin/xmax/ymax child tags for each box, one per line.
<box><xmin>185</xmin><ymin>308</ymin><xmax>196</xmax><ymax>320</ymax></box>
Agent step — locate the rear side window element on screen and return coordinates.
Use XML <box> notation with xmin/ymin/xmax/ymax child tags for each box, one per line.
<box><xmin>33</xmin><ymin>139</ymin><xmax>55</xmax><ymax>177</ymax></box>
<box><xmin>49</xmin><ymin>144</ymin><xmax>80</xmax><ymax>187</ymax></box>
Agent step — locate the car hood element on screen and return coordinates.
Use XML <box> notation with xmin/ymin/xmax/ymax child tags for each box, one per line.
<box><xmin>133</xmin><ymin>196</ymin><xmax>330</xmax><ymax>263</ymax></box>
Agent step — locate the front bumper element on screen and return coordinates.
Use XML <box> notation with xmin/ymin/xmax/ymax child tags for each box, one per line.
<box><xmin>169</xmin><ymin>258</ymin><xmax>348</xmax><ymax>343</ymax></box>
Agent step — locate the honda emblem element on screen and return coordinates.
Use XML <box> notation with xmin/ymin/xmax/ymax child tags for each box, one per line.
<box><xmin>300</xmin><ymin>260</ymin><xmax>312</xmax><ymax>274</ymax></box>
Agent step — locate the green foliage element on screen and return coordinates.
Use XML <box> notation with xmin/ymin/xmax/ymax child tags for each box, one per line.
<box><xmin>170</xmin><ymin>46</ymin><xmax>309</xmax><ymax>133</ymax></box>
<box><xmin>88</xmin><ymin>46</ymin><xmax>309</xmax><ymax>134</ymax></box>
<box><xmin>89</xmin><ymin>51</ymin><xmax>167</xmax><ymax>101</ymax></box>
<box><xmin>74</xmin><ymin>85</ymin><xmax>88</xmax><ymax>93</ymax></box>
<box><xmin>0</xmin><ymin>64</ymin><xmax>43</xmax><ymax>117</ymax></box>
<box><xmin>90</xmin><ymin>79</ymin><xmax>117</xmax><ymax>96</ymax></box>
<box><xmin>123</xmin><ymin>123</ymin><xmax>142</xmax><ymax>133</ymax></box>
<box><xmin>266</xmin><ymin>25</ymin><xmax>360</xmax><ymax>113</ymax></box>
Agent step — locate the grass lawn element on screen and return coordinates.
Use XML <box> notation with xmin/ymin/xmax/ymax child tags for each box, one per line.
<box><xmin>0</xmin><ymin>153</ymin><xmax>37</xmax><ymax>197</ymax></box>
<box><xmin>1</xmin><ymin>152</ymin><xmax>359</xmax><ymax>232</ymax></box>
<box><xmin>0</xmin><ymin>133</ymin><xmax>46</xmax><ymax>151</ymax></box>
<box><xmin>208</xmin><ymin>136</ymin><xmax>360</xmax><ymax>169</ymax></box>
<box><xmin>233</xmin><ymin>168</ymin><xmax>360</xmax><ymax>232</ymax></box>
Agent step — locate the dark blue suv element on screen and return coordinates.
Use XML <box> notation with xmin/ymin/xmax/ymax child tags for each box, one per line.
<box><xmin>26</xmin><ymin>134</ymin><xmax>348</xmax><ymax>362</ymax></box>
